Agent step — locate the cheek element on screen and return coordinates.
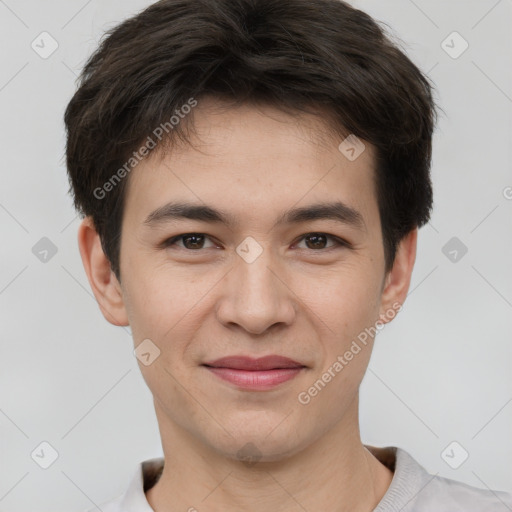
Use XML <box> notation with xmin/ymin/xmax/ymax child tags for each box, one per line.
<box><xmin>299</xmin><ymin>280</ymin><xmax>379</xmax><ymax>414</ymax></box>
<box><xmin>121</xmin><ymin>267</ymin><xmax>186</xmax><ymax>347</ymax></box>
<box><xmin>295</xmin><ymin>265</ymin><xmax>382</xmax><ymax>337</ymax></box>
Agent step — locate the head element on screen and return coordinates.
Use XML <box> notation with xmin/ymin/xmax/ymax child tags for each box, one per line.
<box><xmin>66</xmin><ymin>0</ymin><xmax>437</xmax><ymax>462</ymax></box>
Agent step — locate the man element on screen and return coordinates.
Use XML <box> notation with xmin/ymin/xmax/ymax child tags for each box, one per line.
<box><xmin>64</xmin><ymin>0</ymin><xmax>512</xmax><ymax>510</ymax></box>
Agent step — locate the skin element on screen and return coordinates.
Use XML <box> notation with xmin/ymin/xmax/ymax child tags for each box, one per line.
<box><xmin>78</xmin><ymin>98</ymin><xmax>417</xmax><ymax>511</ymax></box>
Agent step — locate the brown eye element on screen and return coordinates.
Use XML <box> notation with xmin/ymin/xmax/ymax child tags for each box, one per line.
<box><xmin>295</xmin><ymin>233</ymin><xmax>347</xmax><ymax>251</ymax></box>
<box><xmin>163</xmin><ymin>233</ymin><xmax>216</xmax><ymax>250</ymax></box>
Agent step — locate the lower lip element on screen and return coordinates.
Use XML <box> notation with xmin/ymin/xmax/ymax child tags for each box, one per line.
<box><xmin>204</xmin><ymin>366</ymin><xmax>304</xmax><ymax>390</ymax></box>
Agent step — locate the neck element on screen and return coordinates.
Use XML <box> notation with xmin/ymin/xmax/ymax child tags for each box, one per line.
<box><xmin>146</xmin><ymin>397</ymin><xmax>393</xmax><ymax>512</ymax></box>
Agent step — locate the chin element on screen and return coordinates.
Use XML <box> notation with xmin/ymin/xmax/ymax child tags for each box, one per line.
<box><xmin>209</xmin><ymin>425</ymin><xmax>309</xmax><ymax>465</ymax></box>
<box><xmin>219</xmin><ymin>440</ymin><xmax>303</xmax><ymax>465</ymax></box>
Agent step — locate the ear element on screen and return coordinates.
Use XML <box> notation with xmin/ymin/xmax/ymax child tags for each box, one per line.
<box><xmin>377</xmin><ymin>228</ymin><xmax>417</xmax><ymax>324</ymax></box>
<box><xmin>77</xmin><ymin>217</ymin><xmax>129</xmax><ymax>326</ymax></box>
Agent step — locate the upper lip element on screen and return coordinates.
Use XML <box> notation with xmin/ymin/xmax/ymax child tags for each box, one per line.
<box><xmin>202</xmin><ymin>355</ymin><xmax>305</xmax><ymax>371</ymax></box>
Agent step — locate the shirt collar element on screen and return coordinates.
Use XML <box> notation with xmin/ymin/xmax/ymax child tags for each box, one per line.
<box><xmin>119</xmin><ymin>457</ymin><xmax>164</xmax><ymax>512</ymax></box>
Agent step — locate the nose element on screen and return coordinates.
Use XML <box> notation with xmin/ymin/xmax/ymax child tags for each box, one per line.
<box><xmin>215</xmin><ymin>244</ymin><xmax>297</xmax><ymax>335</ymax></box>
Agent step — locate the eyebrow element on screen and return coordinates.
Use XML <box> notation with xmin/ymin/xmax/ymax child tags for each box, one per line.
<box><xmin>143</xmin><ymin>200</ymin><xmax>366</xmax><ymax>231</ymax></box>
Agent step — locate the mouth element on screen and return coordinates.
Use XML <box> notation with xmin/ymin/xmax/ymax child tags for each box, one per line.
<box><xmin>201</xmin><ymin>355</ymin><xmax>306</xmax><ymax>391</ymax></box>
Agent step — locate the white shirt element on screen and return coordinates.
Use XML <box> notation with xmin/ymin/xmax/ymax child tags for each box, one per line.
<box><xmin>87</xmin><ymin>445</ymin><xmax>512</xmax><ymax>511</ymax></box>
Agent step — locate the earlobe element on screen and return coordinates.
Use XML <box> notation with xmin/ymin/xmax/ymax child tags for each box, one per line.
<box><xmin>378</xmin><ymin>229</ymin><xmax>418</xmax><ymax>324</ymax></box>
<box><xmin>77</xmin><ymin>217</ymin><xmax>129</xmax><ymax>327</ymax></box>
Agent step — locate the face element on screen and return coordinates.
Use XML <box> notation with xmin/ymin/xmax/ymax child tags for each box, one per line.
<box><xmin>81</xmin><ymin>98</ymin><xmax>414</xmax><ymax>463</ymax></box>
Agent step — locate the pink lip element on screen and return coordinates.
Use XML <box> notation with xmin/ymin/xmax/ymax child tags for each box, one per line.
<box><xmin>205</xmin><ymin>367</ymin><xmax>304</xmax><ymax>390</ymax></box>
<box><xmin>202</xmin><ymin>355</ymin><xmax>306</xmax><ymax>390</ymax></box>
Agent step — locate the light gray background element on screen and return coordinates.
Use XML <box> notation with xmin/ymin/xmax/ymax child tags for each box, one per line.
<box><xmin>0</xmin><ymin>1</ymin><xmax>511</xmax><ymax>511</ymax></box>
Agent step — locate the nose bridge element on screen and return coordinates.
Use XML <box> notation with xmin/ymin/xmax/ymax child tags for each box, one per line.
<box><xmin>238</xmin><ymin>244</ymin><xmax>278</xmax><ymax>300</ymax></box>
<box><xmin>216</xmin><ymin>239</ymin><xmax>295</xmax><ymax>333</ymax></box>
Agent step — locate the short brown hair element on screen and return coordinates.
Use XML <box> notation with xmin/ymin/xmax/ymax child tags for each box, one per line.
<box><xmin>64</xmin><ymin>0</ymin><xmax>439</xmax><ymax>280</ymax></box>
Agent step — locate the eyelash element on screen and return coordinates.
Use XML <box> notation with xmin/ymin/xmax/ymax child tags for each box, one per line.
<box><xmin>161</xmin><ymin>232</ymin><xmax>350</xmax><ymax>252</ymax></box>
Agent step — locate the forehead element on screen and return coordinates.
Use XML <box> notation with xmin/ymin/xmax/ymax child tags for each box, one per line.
<box><xmin>122</xmin><ymin>100</ymin><xmax>378</xmax><ymax>230</ymax></box>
